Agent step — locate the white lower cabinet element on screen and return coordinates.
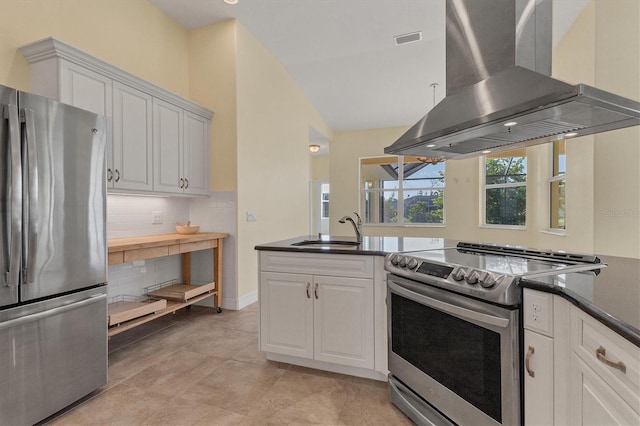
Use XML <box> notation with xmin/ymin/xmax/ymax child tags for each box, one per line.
<box><xmin>524</xmin><ymin>329</ymin><xmax>554</xmax><ymax>426</ymax></box>
<box><xmin>259</xmin><ymin>251</ymin><xmax>377</xmax><ymax>374</ymax></box>
<box><xmin>523</xmin><ymin>289</ymin><xmax>640</xmax><ymax>425</ymax></box>
<box><xmin>567</xmin><ymin>306</ymin><xmax>640</xmax><ymax>425</ymax></box>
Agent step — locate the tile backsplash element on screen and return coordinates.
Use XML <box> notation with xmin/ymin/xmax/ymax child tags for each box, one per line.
<box><xmin>106</xmin><ymin>192</ymin><xmax>237</xmax><ymax>308</ymax></box>
<box><xmin>107</xmin><ymin>194</ymin><xmax>190</xmax><ymax>239</ymax></box>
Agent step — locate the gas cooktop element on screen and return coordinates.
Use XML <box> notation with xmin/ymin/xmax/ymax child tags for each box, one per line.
<box><xmin>385</xmin><ymin>242</ymin><xmax>605</xmax><ymax>306</ymax></box>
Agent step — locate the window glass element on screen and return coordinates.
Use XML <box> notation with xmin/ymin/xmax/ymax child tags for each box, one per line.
<box><xmin>484</xmin><ymin>150</ymin><xmax>527</xmax><ymax>226</ymax></box>
<box><xmin>550</xmin><ymin>141</ymin><xmax>566</xmax><ymax>229</ymax></box>
<box><xmin>321</xmin><ymin>183</ymin><xmax>330</xmax><ymax>219</ymax></box>
<box><xmin>360</xmin><ymin>156</ymin><xmax>445</xmax><ymax>225</ymax></box>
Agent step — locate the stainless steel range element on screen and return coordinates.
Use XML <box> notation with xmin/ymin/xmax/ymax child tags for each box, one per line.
<box><xmin>385</xmin><ymin>242</ymin><xmax>603</xmax><ymax>426</ymax></box>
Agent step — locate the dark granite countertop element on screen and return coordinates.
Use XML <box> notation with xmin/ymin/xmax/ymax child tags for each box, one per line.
<box><xmin>520</xmin><ymin>255</ymin><xmax>640</xmax><ymax>347</ymax></box>
<box><xmin>256</xmin><ymin>236</ymin><xmax>639</xmax><ymax>347</ymax></box>
<box><xmin>255</xmin><ymin>235</ymin><xmax>457</xmax><ymax>256</ymax></box>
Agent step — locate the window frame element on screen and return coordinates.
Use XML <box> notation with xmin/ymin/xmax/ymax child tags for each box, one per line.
<box><xmin>481</xmin><ymin>151</ymin><xmax>528</xmax><ymax>229</ymax></box>
<box><xmin>549</xmin><ymin>141</ymin><xmax>566</xmax><ymax>232</ymax></box>
<box><xmin>359</xmin><ymin>155</ymin><xmax>446</xmax><ymax>227</ymax></box>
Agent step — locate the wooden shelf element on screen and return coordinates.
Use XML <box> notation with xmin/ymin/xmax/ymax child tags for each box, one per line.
<box><xmin>108</xmin><ymin>291</ymin><xmax>217</xmax><ymax>337</ymax></box>
<box><xmin>147</xmin><ymin>281</ymin><xmax>215</xmax><ymax>302</ymax></box>
<box><xmin>108</xmin><ymin>298</ymin><xmax>167</xmax><ymax>326</ymax></box>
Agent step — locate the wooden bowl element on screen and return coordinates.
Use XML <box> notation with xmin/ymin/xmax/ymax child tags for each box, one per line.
<box><xmin>175</xmin><ymin>225</ymin><xmax>200</xmax><ymax>234</ymax></box>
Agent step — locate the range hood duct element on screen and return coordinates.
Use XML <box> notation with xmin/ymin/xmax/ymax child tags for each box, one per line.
<box><xmin>385</xmin><ymin>0</ymin><xmax>640</xmax><ymax>159</ymax></box>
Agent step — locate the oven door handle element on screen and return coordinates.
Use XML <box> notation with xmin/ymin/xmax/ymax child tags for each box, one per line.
<box><xmin>389</xmin><ymin>280</ymin><xmax>510</xmax><ymax>329</ymax></box>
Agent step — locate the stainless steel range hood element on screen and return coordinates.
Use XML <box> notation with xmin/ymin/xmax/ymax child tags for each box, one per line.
<box><xmin>385</xmin><ymin>0</ymin><xmax>640</xmax><ymax>160</ymax></box>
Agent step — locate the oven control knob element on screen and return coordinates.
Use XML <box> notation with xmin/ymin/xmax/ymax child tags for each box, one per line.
<box><xmin>389</xmin><ymin>254</ymin><xmax>399</xmax><ymax>265</ymax></box>
<box><xmin>479</xmin><ymin>272</ymin><xmax>497</xmax><ymax>288</ymax></box>
<box><xmin>407</xmin><ymin>258</ymin><xmax>419</xmax><ymax>270</ymax></box>
<box><xmin>398</xmin><ymin>256</ymin><xmax>408</xmax><ymax>268</ymax></box>
<box><xmin>451</xmin><ymin>266</ymin><xmax>466</xmax><ymax>281</ymax></box>
<box><xmin>465</xmin><ymin>269</ymin><xmax>480</xmax><ymax>285</ymax></box>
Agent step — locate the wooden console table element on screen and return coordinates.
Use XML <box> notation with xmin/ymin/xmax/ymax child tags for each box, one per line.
<box><xmin>107</xmin><ymin>232</ymin><xmax>229</xmax><ymax>336</ymax></box>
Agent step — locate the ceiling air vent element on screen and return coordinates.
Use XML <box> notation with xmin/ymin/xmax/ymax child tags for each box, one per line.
<box><xmin>394</xmin><ymin>31</ymin><xmax>422</xmax><ymax>45</ymax></box>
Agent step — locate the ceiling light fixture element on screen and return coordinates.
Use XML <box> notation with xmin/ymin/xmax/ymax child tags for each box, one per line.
<box><xmin>482</xmin><ymin>150</ymin><xmax>492</xmax><ymax>154</ymax></box>
<box><xmin>503</xmin><ymin>121</ymin><xmax>518</xmax><ymax>127</ymax></box>
<box><xmin>223</xmin><ymin>0</ymin><xmax>238</xmax><ymax>4</ymax></box>
<box><xmin>426</xmin><ymin>144</ymin><xmax>436</xmax><ymax>148</ymax></box>
<box><xmin>564</xmin><ymin>132</ymin><xmax>578</xmax><ymax>137</ymax></box>
<box><xmin>309</xmin><ymin>144</ymin><xmax>320</xmax><ymax>153</ymax></box>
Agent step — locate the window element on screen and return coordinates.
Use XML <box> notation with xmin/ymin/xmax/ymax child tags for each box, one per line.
<box><xmin>360</xmin><ymin>156</ymin><xmax>445</xmax><ymax>225</ymax></box>
<box><xmin>321</xmin><ymin>183</ymin><xmax>330</xmax><ymax>219</ymax></box>
<box><xmin>483</xmin><ymin>150</ymin><xmax>527</xmax><ymax>227</ymax></box>
<box><xmin>550</xmin><ymin>141</ymin><xmax>566</xmax><ymax>229</ymax></box>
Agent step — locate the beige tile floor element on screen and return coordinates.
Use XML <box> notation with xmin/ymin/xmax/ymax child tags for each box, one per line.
<box><xmin>46</xmin><ymin>303</ymin><xmax>412</xmax><ymax>425</ymax></box>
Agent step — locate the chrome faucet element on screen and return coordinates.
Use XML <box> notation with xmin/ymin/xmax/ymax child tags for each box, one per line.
<box><xmin>338</xmin><ymin>212</ymin><xmax>363</xmax><ymax>243</ymax></box>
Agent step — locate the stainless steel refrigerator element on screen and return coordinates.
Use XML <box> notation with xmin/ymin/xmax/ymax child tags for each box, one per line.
<box><xmin>0</xmin><ymin>84</ymin><xmax>108</xmax><ymax>425</ymax></box>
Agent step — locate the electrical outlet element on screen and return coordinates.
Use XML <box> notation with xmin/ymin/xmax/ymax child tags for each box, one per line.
<box><xmin>152</xmin><ymin>210</ymin><xmax>163</xmax><ymax>224</ymax></box>
<box><xmin>246</xmin><ymin>212</ymin><xmax>257</xmax><ymax>222</ymax></box>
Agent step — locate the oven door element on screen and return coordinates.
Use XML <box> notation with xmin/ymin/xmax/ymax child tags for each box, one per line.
<box><xmin>387</xmin><ymin>274</ymin><xmax>520</xmax><ymax>426</ymax></box>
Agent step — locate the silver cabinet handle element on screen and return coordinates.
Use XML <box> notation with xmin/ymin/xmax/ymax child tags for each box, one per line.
<box><xmin>114</xmin><ymin>169</ymin><xmax>121</xmax><ymax>183</ymax></box>
<box><xmin>596</xmin><ymin>346</ymin><xmax>626</xmax><ymax>374</ymax></box>
<box><xmin>22</xmin><ymin>108</ymin><xmax>39</xmax><ymax>284</ymax></box>
<box><xmin>184</xmin><ymin>178</ymin><xmax>189</xmax><ymax>189</ymax></box>
<box><xmin>5</xmin><ymin>104</ymin><xmax>22</xmax><ymax>288</ymax></box>
<box><xmin>525</xmin><ymin>346</ymin><xmax>535</xmax><ymax>378</ymax></box>
<box><xmin>306</xmin><ymin>283</ymin><xmax>310</xmax><ymax>299</ymax></box>
<box><xmin>107</xmin><ymin>168</ymin><xmax>113</xmax><ymax>182</ymax></box>
<box><xmin>179</xmin><ymin>178</ymin><xmax>185</xmax><ymax>188</ymax></box>
<box><xmin>314</xmin><ymin>283</ymin><xmax>318</xmax><ymax>299</ymax></box>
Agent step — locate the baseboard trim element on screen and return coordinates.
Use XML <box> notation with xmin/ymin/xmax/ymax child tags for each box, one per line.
<box><xmin>221</xmin><ymin>290</ymin><xmax>258</xmax><ymax>311</ymax></box>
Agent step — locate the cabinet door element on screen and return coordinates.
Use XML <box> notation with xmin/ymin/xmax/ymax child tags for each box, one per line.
<box><xmin>524</xmin><ymin>330</ymin><xmax>554</xmax><ymax>426</ymax></box>
<box><xmin>183</xmin><ymin>111</ymin><xmax>209</xmax><ymax>195</ymax></box>
<box><xmin>313</xmin><ymin>276</ymin><xmax>374</xmax><ymax>369</ymax></box>
<box><xmin>260</xmin><ymin>272</ymin><xmax>313</xmax><ymax>359</ymax></box>
<box><xmin>59</xmin><ymin>62</ymin><xmax>114</xmax><ymax>185</ymax></box>
<box><xmin>112</xmin><ymin>82</ymin><xmax>153</xmax><ymax>191</ymax></box>
<box><xmin>568</xmin><ymin>353</ymin><xmax>640</xmax><ymax>425</ymax></box>
<box><xmin>153</xmin><ymin>99</ymin><xmax>183</xmax><ymax>193</ymax></box>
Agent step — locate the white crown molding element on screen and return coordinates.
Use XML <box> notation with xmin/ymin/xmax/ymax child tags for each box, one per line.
<box><xmin>19</xmin><ymin>37</ymin><xmax>213</xmax><ymax>120</ymax></box>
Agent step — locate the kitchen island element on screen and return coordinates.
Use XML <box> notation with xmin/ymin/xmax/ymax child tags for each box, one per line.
<box><xmin>519</xmin><ymin>256</ymin><xmax>640</xmax><ymax>425</ymax></box>
<box><xmin>255</xmin><ymin>235</ymin><xmax>455</xmax><ymax>381</ymax></box>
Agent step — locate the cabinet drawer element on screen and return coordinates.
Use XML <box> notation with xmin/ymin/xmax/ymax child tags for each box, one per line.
<box><xmin>260</xmin><ymin>251</ymin><xmax>373</xmax><ymax>279</ymax></box>
<box><xmin>571</xmin><ymin>305</ymin><xmax>640</xmax><ymax>409</ymax></box>
<box><xmin>123</xmin><ymin>246</ymin><xmax>169</xmax><ymax>262</ymax></box>
<box><xmin>180</xmin><ymin>240</ymin><xmax>213</xmax><ymax>253</ymax></box>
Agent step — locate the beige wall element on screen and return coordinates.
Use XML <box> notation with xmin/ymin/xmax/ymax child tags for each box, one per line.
<box><xmin>0</xmin><ymin>0</ymin><xmax>189</xmax><ymax>96</ymax></box>
<box><xmin>189</xmin><ymin>21</ymin><xmax>239</xmax><ymax>192</ymax></box>
<box><xmin>234</xmin><ymin>23</ymin><xmax>332</xmax><ymax>297</ymax></box>
<box><xmin>329</xmin><ymin>0</ymin><xmax>640</xmax><ymax>258</ymax></box>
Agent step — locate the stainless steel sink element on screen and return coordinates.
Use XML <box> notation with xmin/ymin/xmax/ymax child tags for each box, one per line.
<box><xmin>291</xmin><ymin>239</ymin><xmax>360</xmax><ymax>248</ymax></box>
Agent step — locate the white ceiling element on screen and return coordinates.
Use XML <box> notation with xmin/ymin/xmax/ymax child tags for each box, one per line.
<box><xmin>149</xmin><ymin>0</ymin><xmax>590</xmax><ymax>136</ymax></box>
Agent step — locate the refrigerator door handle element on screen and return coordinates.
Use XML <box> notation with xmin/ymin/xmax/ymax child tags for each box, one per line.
<box><xmin>0</xmin><ymin>293</ymin><xmax>106</xmax><ymax>332</ymax></box>
<box><xmin>5</xmin><ymin>104</ymin><xmax>22</xmax><ymax>287</ymax></box>
<box><xmin>22</xmin><ymin>108</ymin><xmax>38</xmax><ymax>284</ymax></box>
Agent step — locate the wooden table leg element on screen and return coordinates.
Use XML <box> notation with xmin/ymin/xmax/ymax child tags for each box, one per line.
<box><xmin>182</xmin><ymin>252</ymin><xmax>191</xmax><ymax>284</ymax></box>
<box><xmin>214</xmin><ymin>238</ymin><xmax>223</xmax><ymax>312</ymax></box>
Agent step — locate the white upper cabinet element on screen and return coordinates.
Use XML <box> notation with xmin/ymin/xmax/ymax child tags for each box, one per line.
<box><xmin>153</xmin><ymin>100</ymin><xmax>210</xmax><ymax>195</ymax></box>
<box><xmin>20</xmin><ymin>37</ymin><xmax>212</xmax><ymax>196</ymax></box>
<box><xmin>112</xmin><ymin>82</ymin><xmax>153</xmax><ymax>191</ymax></box>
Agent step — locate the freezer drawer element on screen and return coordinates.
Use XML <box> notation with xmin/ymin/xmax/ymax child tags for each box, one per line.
<box><xmin>0</xmin><ymin>287</ymin><xmax>107</xmax><ymax>425</ymax></box>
